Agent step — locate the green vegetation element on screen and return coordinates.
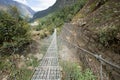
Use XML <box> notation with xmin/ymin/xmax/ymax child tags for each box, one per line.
<box><xmin>97</xmin><ymin>25</ymin><xmax>120</xmax><ymax>53</ymax></box>
<box><xmin>61</xmin><ymin>61</ymin><xmax>96</xmax><ymax>80</ymax></box>
<box><xmin>0</xmin><ymin>0</ymin><xmax>89</xmax><ymax>80</ymax></box>
<box><xmin>0</xmin><ymin>54</ymin><xmax>39</xmax><ymax>80</ymax></box>
<box><xmin>92</xmin><ymin>2</ymin><xmax>120</xmax><ymax>53</ymax></box>
<box><xmin>90</xmin><ymin>0</ymin><xmax>108</xmax><ymax>12</ymax></box>
<box><xmin>36</xmin><ymin>0</ymin><xmax>87</xmax><ymax>34</ymax></box>
<box><xmin>0</xmin><ymin>7</ymin><xmax>31</xmax><ymax>55</ymax></box>
<box><xmin>0</xmin><ymin>7</ymin><xmax>36</xmax><ymax>80</ymax></box>
<box><xmin>0</xmin><ymin>35</ymin><xmax>54</xmax><ymax>80</ymax></box>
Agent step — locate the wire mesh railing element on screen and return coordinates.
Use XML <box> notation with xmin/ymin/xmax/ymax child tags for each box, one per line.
<box><xmin>60</xmin><ymin>24</ymin><xmax>120</xmax><ymax>80</ymax></box>
<box><xmin>31</xmin><ymin>29</ymin><xmax>61</xmax><ymax>80</ymax></box>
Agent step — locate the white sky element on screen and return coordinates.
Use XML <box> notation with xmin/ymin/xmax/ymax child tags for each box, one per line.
<box><xmin>14</xmin><ymin>0</ymin><xmax>56</xmax><ymax>11</ymax></box>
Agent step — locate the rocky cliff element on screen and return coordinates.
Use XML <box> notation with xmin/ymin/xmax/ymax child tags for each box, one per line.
<box><xmin>61</xmin><ymin>0</ymin><xmax>120</xmax><ymax>80</ymax></box>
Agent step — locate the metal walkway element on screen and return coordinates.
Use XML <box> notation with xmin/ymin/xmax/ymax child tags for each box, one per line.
<box><xmin>31</xmin><ymin>29</ymin><xmax>61</xmax><ymax>80</ymax></box>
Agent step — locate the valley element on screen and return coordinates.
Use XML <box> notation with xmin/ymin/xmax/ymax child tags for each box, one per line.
<box><xmin>0</xmin><ymin>0</ymin><xmax>120</xmax><ymax>80</ymax></box>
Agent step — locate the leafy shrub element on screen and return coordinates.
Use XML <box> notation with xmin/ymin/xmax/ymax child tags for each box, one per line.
<box><xmin>96</xmin><ymin>25</ymin><xmax>120</xmax><ymax>53</ymax></box>
<box><xmin>98</xmin><ymin>25</ymin><xmax>120</xmax><ymax>46</ymax></box>
<box><xmin>61</xmin><ymin>61</ymin><xmax>96</xmax><ymax>80</ymax></box>
<box><xmin>0</xmin><ymin>8</ymin><xmax>31</xmax><ymax>54</ymax></box>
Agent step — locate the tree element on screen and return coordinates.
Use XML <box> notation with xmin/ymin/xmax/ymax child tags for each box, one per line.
<box><xmin>0</xmin><ymin>7</ymin><xmax>31</xmax><ymax>55</ymax></box>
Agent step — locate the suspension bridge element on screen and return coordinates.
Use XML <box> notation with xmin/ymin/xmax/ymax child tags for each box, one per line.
<box><xmin>31</xmin><ymin>25</ymin><xmax>120</xmax><ymax>80</ymax></box>
<box><xmin>31</xmin><ymin>29</ymin><xmax>61</xmax><ymax>80</ymax></box>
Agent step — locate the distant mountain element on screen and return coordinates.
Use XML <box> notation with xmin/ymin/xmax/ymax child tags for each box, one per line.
<box><xmin>32</xmin><ymin>0</ymin><xmax>77</xmax><ymax>20</ymax></box>
<box><xmin>0</xmin><ymin>0</ymin><xmax>35</xmax><ymax>18</ymax></box>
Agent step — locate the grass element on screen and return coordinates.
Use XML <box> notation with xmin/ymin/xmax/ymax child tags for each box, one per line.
<box><xmin>9</xmin><ymin>68</ymin><xmax>33</xmax><ymax>80</ymax></box>
<box><xmin>0</xmin><ymin>54</ymin><xmax>39</xmax><ymax>80</ymax></box>
<box><xmin>60</xmin><ymin>61</ymin><xmax>96</xmax><ymax>80</ymax></box>
<box><xmin>26</xmin><ymin>56</ymin><xmax>39</xmax><ymax>67</ymax></box>
<box><xmin>19</xmin><ymin>68</ymin><xmax>33</xmax><ymax>80</ymax></box>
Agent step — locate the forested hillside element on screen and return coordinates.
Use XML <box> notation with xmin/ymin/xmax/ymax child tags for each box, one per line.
<box><xmin>32</xmin><ymin>0</ymin><xmax>78</xmax><ymax>20</ymax></box>
<box><xmin>34</xmin><ymin>0</ymin><xmax>87</xmax><ymax>37</ymax></box>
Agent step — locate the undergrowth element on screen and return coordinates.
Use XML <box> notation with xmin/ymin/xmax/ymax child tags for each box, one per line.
<box><xmin>0</xmin><ymin>54</ymin><xmax>38</xmax><ymax>80</ymax></box>
<box><xmin>60</xmin><ymin>61</ymin><xmax>96</xmax><ymax>80</ymax></box>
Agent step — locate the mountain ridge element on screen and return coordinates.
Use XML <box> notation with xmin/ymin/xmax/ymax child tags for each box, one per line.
<box><xmin>32</xmin><ymin>0</ymin><xmax>78</xmax><ymax>21</ymax></box>
<box><xmin>0</xmin><ymin>0</ymin><xmax>35</xmax><ymax>18</ymax></box>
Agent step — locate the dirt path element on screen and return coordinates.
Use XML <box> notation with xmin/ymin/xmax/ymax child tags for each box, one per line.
<box><xmin>59</xmin><ymin>44</ymin><xmax>80</xmax><ymax>63</ymax></box>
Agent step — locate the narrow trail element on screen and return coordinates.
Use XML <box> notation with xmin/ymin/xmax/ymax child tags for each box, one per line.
<box><xmin>59</xmin><ymin>45</ymin><xmax>80</xmax><ymax>63</ymax></box>
<box><xmin>31</xmin><ymin>29</ymin><xmax>61</xmax><ymax>80</ymax></box>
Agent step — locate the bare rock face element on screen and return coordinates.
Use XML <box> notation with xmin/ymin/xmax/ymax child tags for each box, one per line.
<box><xmin>61</xmin><ymin>0</ymin><xmax>120</xmax><ymax>80</ymax></box>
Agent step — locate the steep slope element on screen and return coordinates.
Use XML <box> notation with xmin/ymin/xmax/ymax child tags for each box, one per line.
<box><xmin>61</xmin><ymin>0</ymin><xmax>120</xmax><ymax>80</ymax></box>
<box><xmin>32</xmin><ymin>0</ymin><xmax>77</xmax><ymax>20</ymax></box>
<box><xmin>0</xmin><ymin>0</ymin><xmax>35</xmax><ymax>18</ymax></box>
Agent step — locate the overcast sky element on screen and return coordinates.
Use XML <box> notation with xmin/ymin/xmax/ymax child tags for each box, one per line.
<box><xmin>14</xmin><ymin>0</ymin><xmax>56</xmax><ymax>11</ymax></box>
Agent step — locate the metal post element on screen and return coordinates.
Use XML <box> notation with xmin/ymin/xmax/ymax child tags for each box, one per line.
<box><xmin>99</xmin><ymin>55</ymin><xmax>103</xmax><ymax>80</ymax></box>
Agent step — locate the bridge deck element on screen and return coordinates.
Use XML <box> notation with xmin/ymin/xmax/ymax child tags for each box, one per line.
<box><xmin>31</xmin><ymin>29</ymin><xmax>61</xmax><ymax>80</ymax></box>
